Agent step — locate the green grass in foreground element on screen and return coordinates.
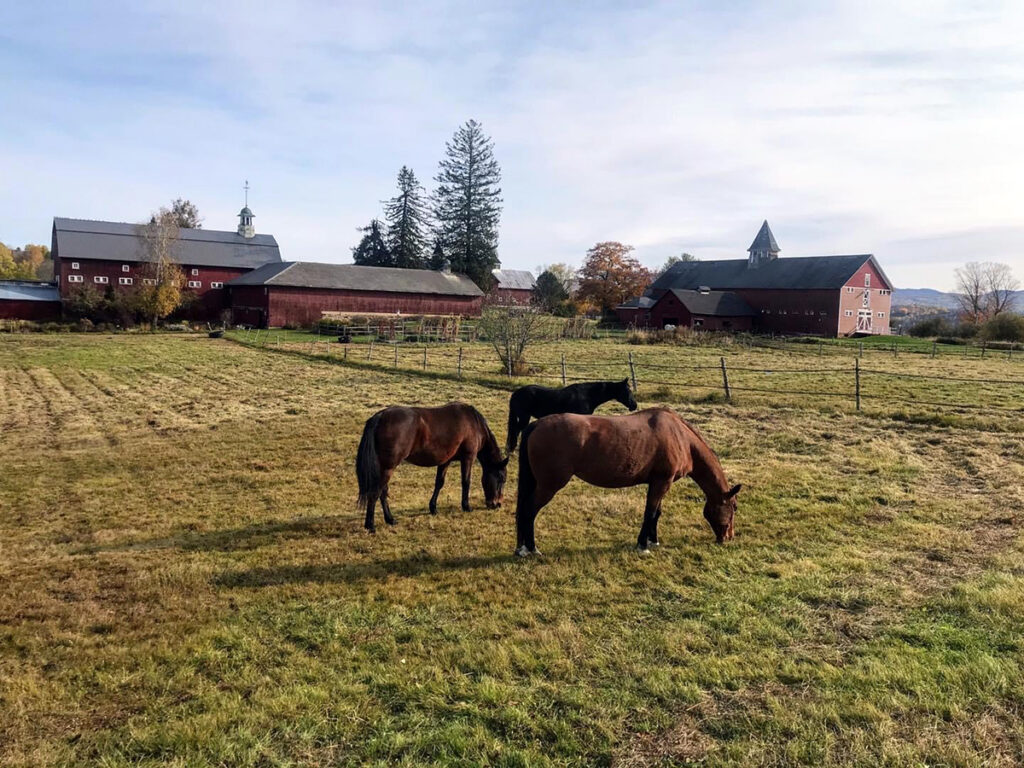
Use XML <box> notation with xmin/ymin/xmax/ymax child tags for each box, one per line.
<box><xmin>1</xmin><ymin>333</ymin><xmax>1023</xmax><ymax>767</ymax></box>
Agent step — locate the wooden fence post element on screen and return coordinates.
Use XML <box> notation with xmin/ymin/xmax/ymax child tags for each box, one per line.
<box><xmin>818</xmin><ymin>340</ymin><xmax>823</xmax><ymax>356</ymax></box>
<box><xmin>932</xmin><ymin>341</ymin><xmax>936</xmax><ymax>358</ymax></box>
<box><xmin>394</xmin><ymin>342</ymin><xmax>399</xmax><ymax>368</ymax></box>
<box><xmin>720</xmin><ymin>357</ymin><xmax>731</xmax><ymax>400</ymax></box>
<box><xmin>368</xmin><ymin>341</ymin><xmax>373</xmax><ymax>361</ymax></box>
<box><xmin>457</xmin><ymin>347</ymin><xmax>463</xmax><ymax>378</ymax></box>
<box><xmin>982</xmin><ymin>342</ymin><xmax>987</xmax><ymax>358</ymax></box>
<box><xmin>344</xmin><ymin>344</ymin><xmax>348</xmax><ymax>361</ymax></box>
<box><xmin>561</xmin><ymin>352</ymin><xmax>567</xmax><ymax>386</ymax></box>
<box><xmin>423</xmin><ymin>346</ymin><xmax>427</xmax><ymax>370</ymax></box>
<box><xmin>628</xmin><ymin>351</ymin><xmax>638</xmax><ymax>393</ymax></box>
<box><xmin>855</xmin><ymin>358</ymin><xmax>861</xmax><ymax>411</ymax></box>
<box><xmin>859</xmin><ymin>341</ymin><xmax>863</xmax><ymax>358</ymax></box>
<box><xmin>893</xmin><ymin>341</ymin><xmax>897</xmax><ymax>358</ymax></box>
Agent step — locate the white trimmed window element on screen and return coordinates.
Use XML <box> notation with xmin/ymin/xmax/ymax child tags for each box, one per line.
<box><xmin>94</xmin><ymin>276</ymin><xmax>109</xmax><ymax>284</ymax></box>
<box><xmin>119</xmin><ymin>277</ymin><xmax>133</xmax><ymax>285</ymax></box>
<box><xmin>864</xmin><ymin>274</ymin><xmax>871</xmax><ymax>287</ymax></box>
<box><xmin>71</xmin><ymin>262</ymin><xmax>80</xmax><ymax>270</ymax></box>
<box><xmin>877</xmin><ymin>311</ymin><xmax>885</xmax><ymax>318</ymax></box>
<box><xmin>845</xmin><ymin>310</ymin><xmax>853</xmax><ymax>317</ymax></box>
<box><xmin>210</xmin><ymin>281</ymin><xmax>224</xmax><ymax>289</ymax></box>
<box><xmin>187</xmin><ymin>280</ymin><xmax>202</xmax><ymax>288</ymax></box>
<box><xmin>122</xmin><ymin>264</ymin><xmax>130</xmax><ymax>272</ymax></box>
<box><xmin>805</xmin><ymin>309</ymin><xmax>813</xmax><ymax>315</ymax></box>
<box><xmin>142</xmin><ymin>278</ymin><xmax>157</xmax><ymax>286</ymax></box>
<box><xmin>847</xmin><ymin>286</ymin><xmax>854</xmax><ymax>293</ymax></box>
<box><xmin>191</xmin><ymin>268</ymin><xmax>199</xmax><ymax>276</ymax></box>
<box><xmin>67</xmin><ymin>274</ymin><xmax>84</xmax><ymax>283</ymax></box>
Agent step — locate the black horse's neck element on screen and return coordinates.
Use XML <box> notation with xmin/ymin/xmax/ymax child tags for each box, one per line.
<box><xmin>590</xmin><ymin>381</ymin><xmax>623</xmax><ymax>408</ymax></box>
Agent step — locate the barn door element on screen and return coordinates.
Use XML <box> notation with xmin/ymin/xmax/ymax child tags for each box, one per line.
<box><xmin>856</xmin><ymin>288</ymin><xmax>873</xmax><ymax>333</ymax></box>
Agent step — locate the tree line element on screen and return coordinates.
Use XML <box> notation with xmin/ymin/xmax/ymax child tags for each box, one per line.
<box><xmin>0</xmin><ymin>242</ymin><xmax>53</xmax><ymax>281</ymax></box>
<box><xmin>352</xmin><ymin>119</ymin><xmax>502</xmax><ymax>289</ymax></box>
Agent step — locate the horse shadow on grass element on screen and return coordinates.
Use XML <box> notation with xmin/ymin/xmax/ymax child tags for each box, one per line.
<box><xmin>213</xmin><ymin>542</ymin><xmax>628</xmax><ymax>588</ymax></box>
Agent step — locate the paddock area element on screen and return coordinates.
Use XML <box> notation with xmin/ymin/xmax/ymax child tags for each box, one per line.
<box><xmin>2</xmin><ymin>333</ymin><xmax>1022</xmax><ymax>767</ymax></box>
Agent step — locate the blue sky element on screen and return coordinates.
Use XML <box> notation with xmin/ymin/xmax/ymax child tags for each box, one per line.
<box><xmin>2</xmin><ymin>1</ymin><xmax>1023</xmax><ymax>290</ymax></box>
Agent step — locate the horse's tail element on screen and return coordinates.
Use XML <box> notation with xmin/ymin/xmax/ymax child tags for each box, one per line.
<box><xmin>506</xmin><ymin>404</ymin><xmax>521</xmax><ymax>454</ymax></box>
<box><xmin>515</xmin><ymin>421</ymin><xmax>539</xmax><ymax>528</ymax></box>
<box><xmin>356</xmin><ymin>411</ymin><xmax>384</xmax><ymax>508</ymax></box>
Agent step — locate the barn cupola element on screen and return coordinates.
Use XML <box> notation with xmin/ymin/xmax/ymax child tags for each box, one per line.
<box><xmin>747</xmin><ymin>220</ymin><xmax>779</xmax><ymax>268</ymax></box>
<box><xmin>237</xmin><ymin>180</ymin><xmax>256</xmax><ymax>238</ymax></box>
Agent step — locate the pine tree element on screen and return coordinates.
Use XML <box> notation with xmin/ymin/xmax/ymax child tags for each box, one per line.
<box><xmin>382</xmin><ymin>167</ymin><xmax>430</xmax><ymax>269</ymax></box>
<box><xmin>433</xmin><ymin>119</ymin><xmax>502</xmax><ymax>288</ymax></box>
<box><xmin>351</xmin><ymin>220</ymin><xmax>393</xmax><ymax>267</ymax></box>
<box><xmin>428</xmin><ymin>238</ymin><xmax>448</xmax><ymax>271</ymax></box>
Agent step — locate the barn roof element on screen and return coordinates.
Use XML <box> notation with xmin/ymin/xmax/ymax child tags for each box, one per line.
<box><xmin>616</xmin><ymin>295</ymin><xmax>656</xmax><ymax>309</ymax></box>
<box><xmin>491</xmin><ymin>269</ymin><xmax>536</xmax><ymax>290</ymax></box>
<box><xmin>649</xmin><ymin>254</ymin><xmax>889</xmax><ymax>292</ymax></box>
<box><xmin>228</xmin><ymin>262</ymin><xmax>484</xmax><ymax>297</ymax></box>
<box><xmin>662</xmin><ymin>289</ymin><xmax>757</xmax><ymax>317</ymax></box>
<box><xmin>748</xmin><ymin>220</ymin><xmax>780</xmax><ymax>253</ymax></box>
<box><xmin>0</xmin><ymin>281</ymin><xmax>60</xmax><ymax>302</ymax></box>
<box><xmin>52</xmin><ymin>217</ymin><xmax>282</xmax><ymax>269</ymax></box>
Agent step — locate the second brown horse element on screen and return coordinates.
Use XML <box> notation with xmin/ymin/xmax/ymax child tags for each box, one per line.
<box><xmin>356</xmin><ymin>403</ymin><xmax>509</xmax><ymax>532</ymax></box>
<box><xmin>514</xmin><ymin>407</ymin><xmax>740</xmax><ymax>555</ymax></box>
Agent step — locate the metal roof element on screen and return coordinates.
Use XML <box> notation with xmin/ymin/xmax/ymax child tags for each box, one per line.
<box><xmin>0</xmin><ymin>281</ymin><xmax>60</xmax><ymax>302</ymax></box>
<box><xmin>491</xmin><ymin>269</ymin><xmax>536</xmax><ymax>290</ymax></box>
<box><xmin>649</xmin><ymin>254</ymin><xmax>888</xmax><ymax>292</ymax></box>
<box><xmin>52</xmin><ymin>217</ymin><xmax>281</xmax><ymax>269</ymax></box>
<box><xmin>228</xmin><ymin>262</ymin><xmax>484</xmax><ymax>297</ymax></box>
<box><xmin>616</xmin><ymin>295</ymin><xmax>656</xmax><ymax>309</ymax></box>
<box><xmin>748</xmin><ymin>220</ymin><xmax>780</xmax><ymax>253</ymax></box>
<box><xmin>661</xmin><ymin>289</ymin><xmax>757</xmax><ymax>317</ymax></box>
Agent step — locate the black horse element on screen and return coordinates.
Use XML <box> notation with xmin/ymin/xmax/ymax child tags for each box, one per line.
<box><xmin>506</xmin><ymin>379</ymin><xmax>638</xmax><ymax>453</ymax></box>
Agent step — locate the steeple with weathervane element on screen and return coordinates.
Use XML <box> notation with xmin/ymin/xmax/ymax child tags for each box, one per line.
<box><xmin>237</xmin><ymin>180</ymin><xmax>255</xmax><ymax>239</ymax></box>
<box><xmin>747</xmin><ymin>220</ymin><xmax>779</xmax><ymax>268</ymax></box>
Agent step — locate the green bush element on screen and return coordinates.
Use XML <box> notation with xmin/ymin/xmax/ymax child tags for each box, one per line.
<box><xmin>908</xmin><ymin>317</ymin><xmax>952</xmax><ymax>337</ymax></box>
<box><xmin>981</xmin><ymin>313</ymin><xmax>1024</xmax><ymax>342</ymax></box>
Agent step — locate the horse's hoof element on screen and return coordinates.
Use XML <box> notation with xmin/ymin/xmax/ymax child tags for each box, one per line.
<box><xmin>636</xmin><ymin>546</ymin><xmax>652</xmax><ymax>555</ymax></box>
<box><xmin>385</xmin><ymin>519</ymin><xmax>396</xmax><ymax>526</ymax></box>
<box><xmin>462</xmin><ymin>507</ymin><xmax>472</xmax><ymax>513</ymax></box>
<box><xmin>365</xmin><ymin>526</ymin><xmax>376</xmax><ymax>534</ymax></box>
<box><xmin>429</xmin><ymin>507</ymin><xmax>438</xmax><ymax>516</ymax></box>
<box><xmin>514</xmin><ymin>545</ymin><xmax>531</xmax><ymax>558</ymax></box>
<box><xmin>647</xmin><ymin>540</ymin><xmax>660</xmax><ymax>548</ymax></box>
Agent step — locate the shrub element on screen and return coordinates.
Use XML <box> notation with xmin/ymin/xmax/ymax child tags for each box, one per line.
<box><xmin>908</xmin><ymin>317</ymin><xmax>952</xmax><ymax>337</ymax></box>
<box><xmin>980</xmin><ymin>313</ymin><xmax>1024</xmax><ymax>343</ymax></box>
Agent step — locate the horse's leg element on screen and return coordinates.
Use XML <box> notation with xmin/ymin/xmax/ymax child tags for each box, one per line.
<box><xmin>649</xmin><ymin>500</ymin><xmax>663</xmax><ymax>547</ymax></box>
<box><xmin>460</xmin><ymin>455</ymin><xmax>473</xmax><ymax>512</ymax></box>
<box><xmin>429</xmin><ymin>462</ymin><xmax>450</xmax><ymax>515</ymax></box>
<box><xmin>638</xmin><ymin>478</ymin><xmax>671</xmax><ymax>552</ymax></box>
<box><xmin>380</xmin><ymin>467</ymin><xmax>396</xmax><ymax>526</ymax></box>
<box><xmin>364</xmin><ymin>494</ymin><xmax>378</xmax><ymax>533</ymax></box>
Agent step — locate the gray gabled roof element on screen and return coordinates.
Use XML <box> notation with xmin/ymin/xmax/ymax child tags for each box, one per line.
<box><xmin>52</xmin><ymin>217</ymin><xmax>281</xmax><ymax>269</ymax></box>
<box><xmin>616</xmin><ymin>295</ymin><xmax>656</xmax><ymax>309</ymax></box>
<box><xmin>491</xmin><ymin>269</ymin><xmax>536</xmax><ymax>290</ymax></box>
<box><xmin>227</xmin><ymin>262</ymin><xmax>484</xmax><ymax>297</ymax></box>
<box><xmin>649</xmin><ymin>254</ymin><xmax>889</xmax><ymax>292</ymax></box>
<box><xmin>661</xmin><ymin>289</ymin><xmax>757</xmax><ymax>317</ymax></box>
<box><xmin>0</xmin><ymin>281</ymin><xmax>60</xmax><ymax>302</ymax></box>
<box><xmin>748</xmin><ymin>220</ymin><xmax>780</xmax><ymax>253</ymax></box>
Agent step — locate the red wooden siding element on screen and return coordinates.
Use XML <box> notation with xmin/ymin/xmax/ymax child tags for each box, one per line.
<box><xmin>0</xmin><ymin>299</ymin><xmax>62</xmax><ymax>321</ymax></box>
<box><xmin>837</xmin><ymin>260</ymin><xmax>893</xmax><ymax>336</ymax></box>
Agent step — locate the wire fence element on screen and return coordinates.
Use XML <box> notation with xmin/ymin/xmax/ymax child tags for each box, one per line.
<box><xmin>232</xmin><ymin>330</ymin><xmax>1024</xmax><ymax>418</ymax></box>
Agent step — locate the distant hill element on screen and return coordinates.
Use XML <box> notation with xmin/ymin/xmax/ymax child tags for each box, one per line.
<box><xmin>892</xmin><ymin>288</ymin><xmax>960</xmax><ymax>309</ymax></box>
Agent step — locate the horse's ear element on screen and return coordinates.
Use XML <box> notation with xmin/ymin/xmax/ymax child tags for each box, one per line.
<box><xmin>725</xmin><ymin>484</ymin><xmax>742</xmax><ymax>499</ymax></box>
<box><xmin>500</xmin><ymin>456</ymin><xmax>510</xmax><ymax>468</ymax></box>
<box><xmin>621</xmin><ymin>378</ymin><xmax>629</xmax><ymax>386</ymax></box>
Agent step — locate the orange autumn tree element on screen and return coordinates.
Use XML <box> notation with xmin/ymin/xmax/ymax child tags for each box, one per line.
<box><xmin>577</xmin><ymin>241</ymin><xmax>652</xmax><ymax>313</ymax></box>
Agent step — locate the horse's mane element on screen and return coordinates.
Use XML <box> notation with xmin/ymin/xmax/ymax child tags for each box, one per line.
<box><xmin>469</xmin><ymin>406</ymin><xmax>503</xmax><ymax>462</ymax></box>
<box><xmin>674</xmin><ymin>412</ymin><xmax>718</xmax><ymax>459</ymax></box>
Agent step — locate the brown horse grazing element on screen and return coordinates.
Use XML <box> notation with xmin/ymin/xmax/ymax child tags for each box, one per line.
<box><xmin>514</xmin><ymin>407</ymin><xmax>740</xmax><ymax>556</ymax></box>
<box><xmin>356</xmin><ymin>403</ymin><xmax>509</xmax><ymax>532</ymax></box>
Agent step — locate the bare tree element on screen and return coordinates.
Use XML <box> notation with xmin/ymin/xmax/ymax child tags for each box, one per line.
<box><xmin>954</xmin><ymin>262</ymin><xmax>987</xmax><ymax>322</ymax></box>
<box><xmin>137</xmin><ymin>209</ymin><xmax>184</xmax><ymax>327</ymax></box>
<box><xmin>984</xmin><ymin>262</ymin><xmax>1020</xmax><ymax>316</ymax></box>
<box><xmin>478</xmin><ymin>304</ymin><xmax>554</xmax><ymax>375</ymax></box>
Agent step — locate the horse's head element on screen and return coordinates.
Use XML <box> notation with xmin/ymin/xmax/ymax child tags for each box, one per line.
<box><xmin>704</xmin><ymin>484</ymin><xmax>741</xmax><ymax>543</ymax></box>
<box><xmin>616</xmin><ymin>378</ymin><xmax>638</xmax><ymax>411</ymax></box>
<box><xmin>482</xmin><ymin>456</ymin><xmax>510</xmax><ymax>509</ymax></box>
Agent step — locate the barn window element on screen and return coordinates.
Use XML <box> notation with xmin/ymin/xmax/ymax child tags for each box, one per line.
<box><xmin>67</xmin><ymin>274</ymin><xmax>84</xmax><ymax>283</ymax></box>
<box><xmin>187</xmin><ymin>280</ymin><xmax>202</xmax><ymax>288</ymax></box>
<box><xmin>877</xmin><ymin>311</ymin><xmax>885</xmax><ymax>318</ymax></box>
<box><xmin>191</xmin><ymin>268</ymin><xmax>199</xmax><ymax>276</ymax></box>
<box><xmin>122</xmin><ymin>264</ymin><xmax>130</xmax><ymax>272</ymax></box>
<box><xmin>143</xmin><ymin>278</ymin><xmax>156</xmax><ymax>286</ymax></box>
<box><xmin>119</xmin><ymin>277</ymin><xmax>133</xmax><ymax>285</ymax></box>
<box><xmin>693</xmin><ymin>318</ymin><xmax>704</xmax><ymax>327</ymax></box>
<box><xmin>845</xmin><ymin>310</ymin><xmax>853</xmax><ymax>317</ymax></box>
<box><xmin>864</xmin><ymin>274</ymin><xmax>871</xmax><ymax>287</ymax></box>
<box><xmin>94</xmin><ymin>276</ymin><xmax>109</xmax><ymax>284</ymax></box>
<box><xmin>71</xmin><ymin>262</ymin><xmax>80</xmax><ymax>270</ymax></box>
<box><xmin>210</xmin><ymin>282</ymin><xmax>224</xmax><ymax>289</ymax></box>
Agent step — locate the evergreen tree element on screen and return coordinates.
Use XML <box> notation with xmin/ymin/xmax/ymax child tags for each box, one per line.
<box><xmin>433</xmin><ymin>119</ymin><xmax>502</xmax><ymax>288</ymax></box>
<box><xmin>351</xmin><ymin>220</ymin><xmax>393</xmax><ymax>267</ymax></box>
<box><xmin>383</xmin><ymin>166</ymin><xmax>430</xmax><ymax>269</ymax></box>
<box><xmin>428</xmin><ymin>238</ymin><xmax>448</xmax><ymax>271</ymax></box>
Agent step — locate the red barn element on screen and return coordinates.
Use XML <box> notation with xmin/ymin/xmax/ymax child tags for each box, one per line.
<box><xmin>228</xmin><ymin>262</ymin><xmax>484</xmax><ymax>327</ymax></box>
<box><xmin>648</xmin><ymin>289</ymin><xmax>756</xmax><ymax>331</ymax></box>
<box><xmin>51</xmin><ymin>209</ymin><xmax>281</xmax><ymax>321</ymax></box>
<box><xmin>620</xmin><ymin>221</ymin><xmax>893</xmax><ymax>336</ymax></box>
<box><xmin>490</xmin><ymin>269</ymin><xmax>536</xmax><ymax>305</ymax></box>
<box><xmin>0</xmin><ymin>281</ymin><xmax>61</xmax><ymax>321</ymax></box>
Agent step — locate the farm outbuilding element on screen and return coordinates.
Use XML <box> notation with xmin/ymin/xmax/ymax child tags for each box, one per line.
<box><xmin>51</xmin><ymin>210</ymin><xmax>281</xmax><ymax>321</ymax></box>
<box><xmin>490</xmin><ymin>269</ymin><xmax>536</xmax><ymax>305</ymax></box>
<box><xmin>228</xmin><ymin>262</ymin><xmax>484</xmax><ymax>327</ymax></box>
<box><xmin>622</xmin><ymin>221</ymin><xmax>893</xmax><ymax>336</ymax></box>
<box><xmin>0</xmin><ymin>281</ymin><xmax>62</xmax><ymax>321</ymax></box>
<box><xmin>648</xmin><ymin>289</ymin><xmax>756</xmax><ymax>331</ymax></box>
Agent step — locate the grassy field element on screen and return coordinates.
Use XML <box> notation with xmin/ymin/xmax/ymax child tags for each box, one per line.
<box><xmin>2</xmin><ymin>333</ymin><xmax>1023</xmax><ymax>767</ymax></box>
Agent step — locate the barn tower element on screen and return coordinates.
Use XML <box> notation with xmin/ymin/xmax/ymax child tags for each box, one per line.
<box><xmin>237</xmin><ymin>180</ymin><xmax>255</xmax><ymax>239</ymax></box>
<box><xmin>747</xmin><ymin>220</ymin><xmax>779</xmax><ymax>268</ymax></box>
